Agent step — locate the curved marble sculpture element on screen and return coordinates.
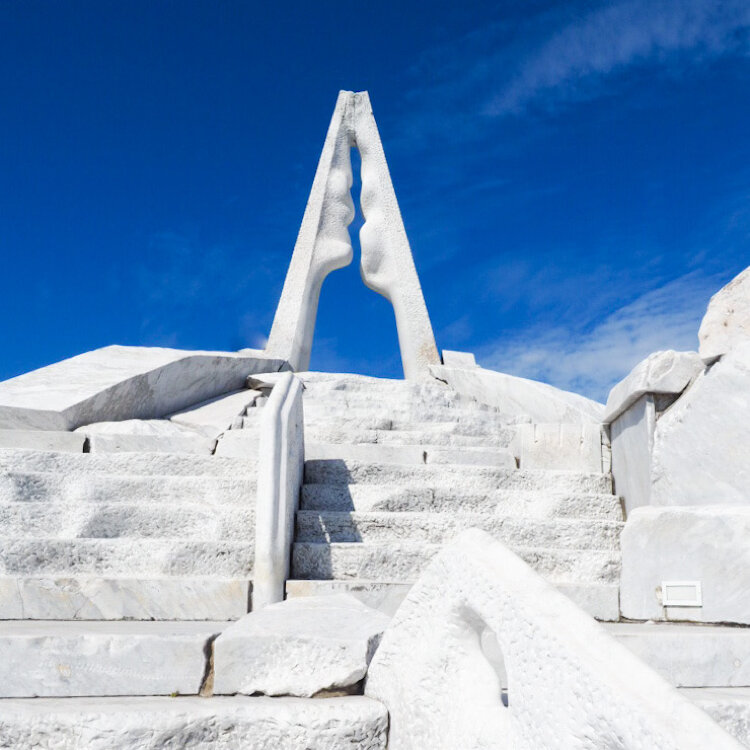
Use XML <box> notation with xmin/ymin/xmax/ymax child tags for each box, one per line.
<box><xmin>265</xmin><ymin>91</ymin><xmax>440</xmax><ymax>380</ymax></box>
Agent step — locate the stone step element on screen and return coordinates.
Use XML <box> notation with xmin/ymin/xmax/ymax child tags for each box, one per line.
<box><xmin>305</xmin><ymin>427</ymin><xmax>509</xmax><ymax>449</ymax></box>
<box><xmin>295</xmin><ymin>510</ymin><xmax>622</xmax><ymax>549</ymax></box>
<box><xmin>0</xmin><ymin>695</ymin><xmax>388</xmax><ymax>748</ymax></box>
<box><xmin>304</xmin><ymin>459</ymin><xmax>612</xmax><ymax>493</ymax></box>
<box><xmin>291</xmin><ymin>541</ymin><xmax>620</xmax><ymax>584</ymax></box>
<box><xmin>300</xmin><ymin>484</ymin><xmax>622</xmax><ymax>519</ymax></box>
<box><xmin>0</xmin><ymin>576</ymin><xmax>250</xmax><ymax>620</ymax></box>
<box><xmin>0</xmin><ymin>539</ymin><xmax>253</xmax><ymax>577</ymax></box>
<box><xmin>603</xmin><ymin>623</ymin><xmax>750</xmax><ymax>688</ymax></box>
<box><xmin>0</xmin><ymin>449</ymin><xmax>256</xmax><ymax>478</ymax></box>
<box><xmin>0</xmin><ymin>620</ymin><xmax>223</xmax><ymax>697</ymax></box>
<box><xmin>285</xmin><ymin>578</ymin><xmax>621</xmax><ymax>622</ymax></box>
<box><xmin>302</xmin><ymin>388</ymin><xmax>496</xmax><ymax>413</ymax></box>
<box><xmin>305</xmin><ymin>442</ymin><xmax>516</xmax><ymax>468</ymax></box>
<box><xmin>0</xmin><ymin>471</ymin><xmax>256</xmax><ymax>506</ymax></box>
<box><xmin>0</xmin><ymin>429</ymin><xmax>85</xmax><ymax>453</ymax></box>
<box><xmin>303</xmin><ymin>403</ymin><xmax>514</xmax><ymax>428</ymax></box>
<box><xmin>303</xmin><ymin>413</ymin><xmax>512</xmax><ymax>438</ymax></box>
<box><xmin>681</xmin><ymin>688</ymin><xmax>750</xmax><ymax>746</ymax></box>
<box><xmin>0</xmin><ymin>501</ymin><xmax>255</xmax><ymax>540</ymax></box>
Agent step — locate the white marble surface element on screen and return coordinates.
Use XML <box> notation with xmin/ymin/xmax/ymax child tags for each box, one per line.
<box><xmin>604</xmin><ymin>349</ymin><xmax>704</xmax><ymax>423</ymax></box>
<box><xmin>441</xmin><ymin>350</ymin><xmax>477</xmax><ymax>368</ymax></box>
<box><xmin>699</xmin><ymin>266</ymin><xmax>750</xmax><ymax>363</ymax></box>
<box><xmin>0</xmin><ymin>695</ymin><xmax>388</xmax><ymax>749</ymax></box>
<box><xmin>651</xmin><ymin>342</ymin><xmax>750</xmax><ymax>506</ymax></box>
<box><xmin>621</xmin><ymin>506</ymin><xmax>750</xmax><ymax>625</ymax></box>
<box><xmin>365</xmin><ymin>529</ymin><xmax>742</xmax><ymax>749</ymax></box>
<box><xmin>169</xmin><ymin>389</ymin><xmax>261</xmax><ymax>438</ymax></box>
<box><xmin>213</xmin><ymin>594</ymin><xmax>390</xmax><ymax>697</ymax></box>
<box><xmin>0</xmin><ymin>429</ymin><xmax>85</xmax><ymax>453</ymax></box>
<box><xmin>430</xmin><ymin>364</ymin><xmax>605</xmax><ymax>423</ymax></box>
<box><xmin>512</xmin><ymin>422</ymin><xmax>604</xmax><ymax>472</ymax></box>
<box><xmin>0</xmin><ymin>345</ymin><xmax>286</xmax><ymax>430</ymax></box>
<box><xmin>0</xmin><ymin>620</ymin><xmax>222</xmax><ymax>697</ymax></box>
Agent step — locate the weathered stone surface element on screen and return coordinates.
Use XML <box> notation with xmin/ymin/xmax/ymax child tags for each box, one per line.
<box><xmin>621</xmin><ymin>506</ymin><xmax>750</xmax><ymax>625</ymax></box>
<box><xmin>0</xmin><ymin>695</ymin><xmax>388</xmax><ymax>750</ymax></box>
<box><xmin>0</xmin><ymin>429</ymin><xmax>85</xmax><ymax>453</ymax></box>
<box><xmin>213</xmin><ymin>594</ymin><xmax>390</xmax><ymax>697</ymax></box>
<box><xmin>77</xmin><ymin>419</ymin><xmax>214</xmax><ymax>454</ymax></box>
<box><xmin>684</xmin><ymin>688</ymin><xmax>750</xmax><ymax>747</ymax></box>
<box><xmin>214</xmin><ymin>429</ymin><xmax>260</xmax><ymax>457</ymax></box>
<box><xmin>0</xmin><ymin>346</ymin><xmax>285</xmax><ymax>431</ymax></box>
<box><xmin>610</xmin><ymin>395</ymin><xmax>656</xmax><ymax>514</ymax></box>
<box><xmin>365</xmin><ymin>529</ymin><xmax>742</xmax><ymax>749</ymax></box>
<box><xmin>512</xmin><ymin>423</ymin><xmax>604</xmax><ymax>472</ymax></box>
<box><xmin>169</xmin><ymin>389</ymin><xmax>261</xmax><ymax>437</ymax></box>
<box><xmin>605</xmin><ymin>622</ymin><xmax>750</xmax><ymax>688</ymax></box>
<box><xmin>604</xmin><ymin>350</ymin><xmax>704</xmax><ymax>423</ymax></box>
<box><xmin>0</xmin><ymin>621</ymin><xmax>221</xmax><ymax>697</ymax></box>
<box><xmin>430</xmin><ymin>364</ymin><xmax>605</xmax><ymax>423</ymax></box>
<box><xmin>441</xmin><ymin>350</ymin><xmax>477</xmax><ymax>368</ymax></box>
<box><xmin>0</xmin><ymin>576</ymin><xmax>250</xmax><ymax>620</ymax></box>
<box><xmin>699</xmin><ymin>266</ymin><xmax>750</xmax><ymax>363</ymax></box>
<box><xmin>651</xmin><ymin>342</ymin><xmax>750</xmax><ymax>506</ymax></box>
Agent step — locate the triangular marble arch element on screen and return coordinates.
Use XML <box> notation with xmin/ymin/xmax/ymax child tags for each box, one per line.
<box><xmin>264</xmin><ymin>90</ymin><xmax>440</xmax><ymax>380</ymax></box>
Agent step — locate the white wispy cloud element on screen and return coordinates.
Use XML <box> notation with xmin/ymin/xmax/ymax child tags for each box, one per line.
<box><xmin>489</xmin><ymin>0</ymin><xmax>750</xmax><ymax>116</ymax></box>
<box><xmin>477</xmin><ymin>270</ymin><xmax>727</xmax><ymax>401</ymax></box>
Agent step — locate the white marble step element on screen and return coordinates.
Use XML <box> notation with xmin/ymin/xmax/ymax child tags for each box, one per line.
<box><xmin>0</xmin><ymin>576</ymin><xmax>250</xmax><ymax>620</ymax></box>
<box><xmin>603</xmin><ymin>623</ymin><xmax>750</xmax><ymax>688</ymax></box>
<box><xmin>292</xmin><ymin>541</ymin><xmax>620</xmax><ymax>584</ymax></box>
<box><xmin>285</xmin><ymin>578</ymin><xmax>621</xmax><ymax>622</ymax></box>
<box><xmin>0</xmin><ymin>501</ymin><xmax>255</xmax><ymax>539</ymax></box>
<box><xmin>302</xmin><ymin>388</ymin><xmax>497</xmax><ymax>412</ymax></box>
<box><xmin>301</xmin><ymin>483</ymin><xmax>622</xmax><ymax>519</ymax></box>
<box><xmin>0</xmin><ymin>695</ymin><xmax>388</xmax><ymax>748</ymax></box>
<box><xmin>305</xmin><ymin>426</ymin><xmax>510</xmax><ymax>448</ymax></box>
<box><xmin>0</xmin><ymin>430</ymin><xmax>85</xmax><ymax>453</ymax></box>
<box><xmin>0</xmin><ymin>449</ymin><xmax>256</xmax><ymax>477</ymax></box>
<box><xmin>0</xmin><ymin>471</ymin><xmax>256</xmax><ymax>506</ymax></box>
<box><xmin>304</xmin><ymin>459</ymin><xmax>612</xmax><ymax>493</ymax></box>
<box><xmin>305</xmin><ymin>442</ymin><xmax>516</xmax><ymax>468</ymax></box>
<box><xmin>0</xmin><ymin>538</ymin><xmax>253</xmax><ymax>577</ymax></box>
<box><xmin>295</xmin><ymin>510</ymin><xmax>622</xmax><ymax>549</ymax></box>
<box><xmin>682</xmin><ymin>688</ymin><xmax>750</xmax><ymax>746</ymax></box>
<box><xmin>0</xmin><ymin>620</ymin><xmax>224</xmax><ymax>697</ymax></box>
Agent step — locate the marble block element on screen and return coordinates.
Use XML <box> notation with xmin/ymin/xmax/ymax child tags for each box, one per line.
<box><xmin>699</xmin><ymin>266</ymin><xmax>750</xmax><ymax>363</ymax></box>
<box><xmin>213</xmin><ymin>594</ymin><xmax>390</xmax><ymax>697</ymax></box>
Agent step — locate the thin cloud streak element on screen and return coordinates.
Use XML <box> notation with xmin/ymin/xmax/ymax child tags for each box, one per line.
<box><xmin>477</xmin><ymin>271</ymin><xmax>725</xmax><ymax>402</ymax></box>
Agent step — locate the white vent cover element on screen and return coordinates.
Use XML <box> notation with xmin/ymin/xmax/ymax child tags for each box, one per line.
<box><xmin>662</xmin><ymin>581</ymin><xmax>702</xmax><ymax>607</ymax></box>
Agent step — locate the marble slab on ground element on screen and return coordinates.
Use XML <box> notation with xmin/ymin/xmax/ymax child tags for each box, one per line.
<box><xmin>0</xmin><ymin>345</ymin><xmax>286</xmax><ymax>431</ymax></box>
<box><xmin>213</xmin><ymin>594</ymin><xmax>390</xmax><ymax>697</ymax></box>
<box><xmin>0</xmin><ymin>429</ymin><xmax>85</xmax><ymax>453</ymax></box>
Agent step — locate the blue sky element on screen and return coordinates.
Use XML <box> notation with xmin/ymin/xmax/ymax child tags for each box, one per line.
<box><xmin>0</xmin><ymin>0</ymin><xmax>748</xmax><ymax>401</ymax></box>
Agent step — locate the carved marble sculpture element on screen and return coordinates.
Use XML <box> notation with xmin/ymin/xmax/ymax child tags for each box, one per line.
<box><xmin>265</xmin><ymin>91</ymin><xmax>440</xmax><ymax>380</ymax></box>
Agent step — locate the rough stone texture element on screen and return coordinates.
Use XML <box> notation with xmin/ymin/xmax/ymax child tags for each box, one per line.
<box><xmin>253</xmin><ymin>373</ymin><xmax>304</xmax><ymax>609</ymax></box>
<box><xmin>0</xmin><ymin>429</ymin><xmax>85</xmax><ymax>452</ymax></box>
<box><xmin>354</xmin><ymin>91</ymin><xmax>440</xmax><ymax>380</ymax></box>
<box><xmin>442</xmin><ymin>350</ymin><xmax>477</xmax><ymax>368</ymax></box>
<box><xmin>169</xmin><ymin>389</ymin><xmax>261</xmax><ymax>437</ymax></box>
<box><xmin>0</xmin><ymin>577</ymin><xmax>250</xmax><ymax>620</ymax></box>
<box><xmin>604</xmin><ymin>350</ymin><xmax>704</xmax><ymax>423</ymax></box>
<box><xmin>430</xmin><ymin>364</ymin><xmax>605</xmax><ymax>423</ymax></box>
<box><xmin>0</xmin><ymin>621</ymin><xmax>222</xmax><ymax>697</ymax></box>
<box><xmin>365</xmin><ymin>529</ymin><xmax>742</xmax><ymax>750</ymax></box>
<box><xmin>213</xmin><ymin>594</ymin><xmax>390</xmax><ymax>697</ymax></box>
<box><xmin>611</xmin><ymin>395</ymin><xmax>656</xmax><ymax>515</ymax></box>
<box><xmin>0</xmin><ymin>695</ymin><xmax>388</xmax><ymax>750</ymax></box>
<box><xmin>214</xmin><ymin>428</ymin><xmax>260</xmax><ymax>458</ymax></box>
<box><xmin>651</xmin><ymin>342</ymin><xmax>750</xmax><ymax>506</ymax></box>
<box><xmin>265</xmin><ymin>91</ymin><xmax>439</xmax><ymax>379</ymax></box>
<box><xmin>685</xmin><ymin>688</ymin><xmax>750</xmax><ymax>747</ymax></box>
<box><xmin>512</xmin><ymin>423</ymin><xmax>604</xmax><ymax>472</ymax></box>
<box><xmin>0</xmin><ymin>345</ymin><xmax>286</xmax><ymax>431</ymax></box>
<box><xmin>605</xmin><ymin>623</ymin><xmax>750</xmax><ymax>688</ymax></box>
<box><xmin>699</xmin><ymin>266</ymin><xmax>750</xmax><ymax>363</ymax></box>
<box><xmin>621</xmin><ymin>506</ymin><xmax>750</xmax><ymax>625</ymax></box>
<box><xmin>77</xmin><ymin>419</ymin><xmax>214</xmax><ymax>454</ymax></box>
